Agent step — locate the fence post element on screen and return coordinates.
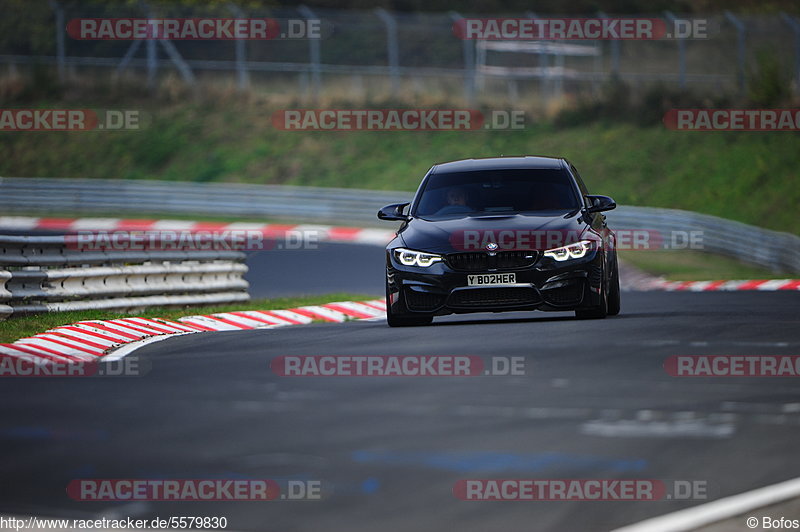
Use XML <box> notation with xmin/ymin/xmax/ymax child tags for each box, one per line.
<box><xmin>598</xmin><ymin>12</ymin><xmax>620</xmax><ymax>80</ymax></box>
<box><xmin>449</xmin><ymin>11</ymin><xmax>475</xmax><ymax>104</ymax></box>
<box><xmin>48</xmin><ymin>0</ymin><xmax>66</xmax><ymax>82</ymax></box>
<box><xmin>158</xmin><ymin>39</ymin><xmax>196</xmax><ymax>86</ymax></box>
<box><xmin>375</xmin><ymin>8</ymin><xmax>400</xmax><ymax>98</ymax></box>
<box><xmin>781</xmin><ymin>12</ymin><xmax>800</xmax><ymax>92</ymax></box>
<box><xmin>228</xmin><ymin>2</ymin><xmax>250</xmax><ymax>91</ymax></box>
<box><xmin>664</xmin><ymin>11</ymin><xmax>686</xmax><ymax>89</ymax></box>
<box><xmin>116</xmin><ymin>41</ymin><xmax>143</xmax><ymax>76</ymax></box>
<box><xmin>524</xmin><ymin>11</ymin><xmax>550</xmax><ymax>101</ymax></box>
<box><xmin>146</xmin><ymin>37</ymin><xmax>157</xmax><ymax>88</ymax></box>
<box><xmin>724</xmin><ymin>11</ymin><xmax>746</xmax><ymax>94</ymax></box>
<box><xmin>140</xmin><ymin>2</ymin><xmax>158</xmax><ymax>89</ymax></box>
<box><xmin>298</xmin><ymin>5</ymin><xmax>321</xmax><ymax>103</ymax></box>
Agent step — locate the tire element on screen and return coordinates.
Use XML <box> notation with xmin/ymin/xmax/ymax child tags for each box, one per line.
<box><xmin>386</xmin><ymin>282</ymin><xmax>433</xmax><ymax>327</ymax></box>
<box><xmin>607</xmin><ymin>254</ymin><xmax>621</xmax><ymax>316</ymax></box>
<box><xmin>575</xmin><ymin>269</ymin><xmax>608</xmax><ymax>320</ymax></box>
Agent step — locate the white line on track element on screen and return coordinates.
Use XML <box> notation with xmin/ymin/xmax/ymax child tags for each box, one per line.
<box><xmin>611</xmin><ymin>476</ymin><xmax>800</xmax><ymax>532</ymax></box>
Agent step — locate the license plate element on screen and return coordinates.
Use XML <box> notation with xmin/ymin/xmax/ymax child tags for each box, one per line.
<box><xmin>467</xmin><ymin>273</ymin><xmax>516</xmax><ymax>286</ymax></box>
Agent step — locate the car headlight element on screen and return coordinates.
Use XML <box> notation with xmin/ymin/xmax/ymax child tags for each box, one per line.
<box><xmin>543</xmin><ymin>240</ymin><xmax>594</xmax><ymax>261</ymax></box>
<box><xmin>394</xmin><ymin>248</ymin><xmax>443</xmax><ymax>267</ymax></box>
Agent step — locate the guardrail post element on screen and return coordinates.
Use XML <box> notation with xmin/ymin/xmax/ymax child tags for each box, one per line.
<box><xmin>298</xmin><ymin>5</ymin><xmax>321</xmax><ymax>103</ymax></box>
<box><xmin>724</xmin><ymin>11</ymin><xmax>746</xmax><ymax>94</ymax></box>
<box><xmin>229</xmin><ymin>2</ymin><xmax>250</xmax><ymax>91</ymax></box>
<box><xmin>781</xmin><ymin>12</ymin><xmax>800</xmax><ymax>92</ymax></box>
<box><xmin>664</xmin><ymin>11</ymin><xmax>687</xmax><ymax>89</ymax></box>
<box><xmin>0</xmin><ymin>270</ymin><xmax>11</xmax><ymax>321</ymax></box>
<box><xmin>48</xmin><ymin>0</ymin><xmax>66</xmax><ymax>82</ymax></box>
<box><xmin>449</xmin><ymin>11</ymin><xmax>475</xmax><ymax>104</ymax></box>
<box><xmin>375</xmin><ymin>8</ymin><xmax>400</xmax><ymax>98</ymax></box>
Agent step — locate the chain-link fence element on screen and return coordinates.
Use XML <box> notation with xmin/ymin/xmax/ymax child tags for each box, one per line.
<box><xmin>1</xmin><ymin>1</ymin><xmax>798</xmax><ymax>105</ymax></box>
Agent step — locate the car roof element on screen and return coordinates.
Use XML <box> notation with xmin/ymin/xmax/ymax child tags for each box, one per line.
<box><xmin>431</xmin><ymin>156</ymin><xmax>566</xmax><ymax>173</ymax></box>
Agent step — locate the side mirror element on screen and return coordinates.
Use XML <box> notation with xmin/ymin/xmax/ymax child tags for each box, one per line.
<box><xmin>377</xmin><ymin>202</ymin><xmax>411</xmax><ymax>221</ymax></box>
<box><xmin>585</xmin><ymin>195</ymin><xmax>616</xmax><ymax>213</ymax></box>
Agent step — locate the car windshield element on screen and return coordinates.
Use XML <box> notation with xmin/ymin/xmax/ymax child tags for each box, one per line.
<box><xmin>414</xmin><ymin>168</ymin><xmax>580</xmax><ymax>220</ymax></box>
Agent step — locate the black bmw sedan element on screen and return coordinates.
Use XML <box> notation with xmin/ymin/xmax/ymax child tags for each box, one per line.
<box><xmin>378</xmin><ymin>156</ymin><xmax>621</xmax><ymax>326</ymax></box>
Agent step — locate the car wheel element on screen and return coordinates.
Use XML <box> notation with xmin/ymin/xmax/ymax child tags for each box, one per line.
<box><xmin>575</xmin><ymin>271</ymin><xmax>608</xmax><ymax>320</ymax></box>
<box><xmin>386</xmin><ymin>282</ymin><xmax>433</xmax><ymax>327</ymax></box>
<box><xmin>607</xmin><ymin>253</ymin><xmax>621</xmax><ymax>316</ymax></box>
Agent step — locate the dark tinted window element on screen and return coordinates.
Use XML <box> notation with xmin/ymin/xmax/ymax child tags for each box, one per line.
<box><xmin>569</xmin><ymin>165</ymin><xmax>592</xmax><ymax>210</ymax></box>
<box><xmin>414</xmin><ymin>168</ymin><xmax>580</xmax><ymax>219</ymax></box>
<box><xmin>570</xmin><ymin>164</ymin><xmax>590</xmax><ymax>197</ymax></box>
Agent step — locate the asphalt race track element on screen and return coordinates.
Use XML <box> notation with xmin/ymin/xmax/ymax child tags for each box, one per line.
<box><xmin>0</xmin><ymin>243</ymin><xmax>799</xmax><ymax>531</ymax></box>
<box><xmin>245</xmin><ymin>243</ymin><xmax>385</xmax><ymax>298</ymax></box>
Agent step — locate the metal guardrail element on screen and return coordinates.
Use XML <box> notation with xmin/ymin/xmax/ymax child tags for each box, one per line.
<box><xmin>606</xmin><ymin>206</ymin><xmax>800</xmax><ymax>274</ymax></box>
<box><xmin>0</xmin><ymin>177</ymin><xmax>798</xmax><ymax>274</ymax></box>
<box><xmin>0</xmin><ymin>177</ymin><xmax>402</xmax><ymax>226</ymax></box>
<box><xmin>0</xmin><ymin>234</ymin><xmax>249</xmax><ymax>319</ymax></box>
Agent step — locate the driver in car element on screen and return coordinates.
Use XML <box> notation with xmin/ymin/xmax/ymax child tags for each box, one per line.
<box><xmin>446</xmin><ymin>187</ymin><xmax>469</xmax><ymax>207</ymax></box>
<box><xmin>436</xmin><ymin>186</ymin><xmax>472</xmax><ymax>214</ymax></box>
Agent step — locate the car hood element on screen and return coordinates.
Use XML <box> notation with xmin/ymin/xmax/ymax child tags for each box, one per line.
<box><xmin>398</xmin><ymin>212</ymin><xmax>591</xmax><ymax>253</ymax></box>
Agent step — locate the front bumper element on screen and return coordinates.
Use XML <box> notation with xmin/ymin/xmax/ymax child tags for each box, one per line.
<box><xmin>386</xmin><ymin>249</ymin><xmax>605</xmax><ymax>316</ymax></box>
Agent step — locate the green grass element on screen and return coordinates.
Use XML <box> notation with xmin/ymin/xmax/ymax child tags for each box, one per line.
<box><xmin>0</xmin><ymin>293</ymin><xmax>377</xmax><ymax>344</ymax></box>
<box><xmin>1</xmin><ymin>100</ymin><xmax>798</xmax><ymax>234</ymax></box>
<box><xmin>619</xmin><ymin>250</ymin><xmax>792</xmax><ymax>281</ymax></box>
